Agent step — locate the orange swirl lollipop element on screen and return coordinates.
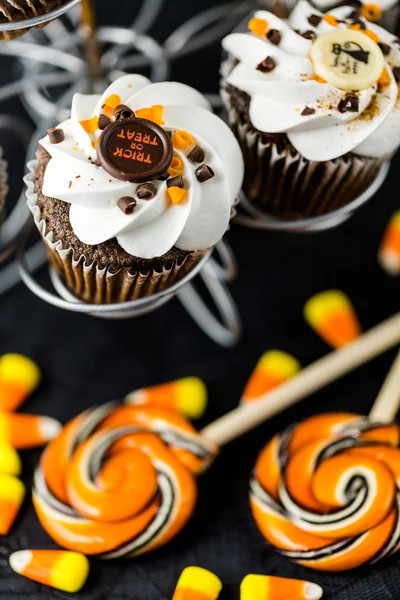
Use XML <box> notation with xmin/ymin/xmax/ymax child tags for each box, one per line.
<box><xmin>33</xmin><ymin>321</ymin><xmax>400</xmax><ymax>560</ymax></box>
<box><xmin>251</xmin><ymin>412</ymin><xmax>400</xmax><ymax>571</ymax></box>
<box><xmin>249</xmin><ymin>350</ymin><xmax>400</xmax><ymax>572</ymax></box>
<box><xmin>33</xmin><ymin>404</ymin><xmax>217</xmax><ymax>559</ymax></box>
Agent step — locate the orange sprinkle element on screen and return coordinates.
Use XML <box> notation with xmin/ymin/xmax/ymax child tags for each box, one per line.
<box><xmin>248</xmin><ymin>17</ymin><xmax>268</xmax><ymax>37</ymax></box>
<box><xmin>92</xmin><ymin>138</ymin><xmax>98</xmax><ymax>149</ymax></box>
<box><xmin>324</xmin><ymin>14</ymin><xmax>338</xmax><ymax>26</ymax></box>
<box><xmin>173</xmin><ymin>130</ymin><xmax>195</xmax><ymax>150</ymax></box>
<box><xmin>150</xmin><ymin>105</ymin><xmax>165</xmax><ymax>126</ymax></box>
<box><xmin>72</xmin><ymin>146</ymin><xmax>78</xmax><ymax>152</ymax></box>
<box><xmin>314</xmin><ymin>75</ymin><xmax>327</xmax><ymax>84</ymax></box>
<box><xmin>364</xmin><ymin>28</ymin><xmax>380</xmax><ymax>43</ymax></box>
<box><xmin>105</xmin><ymin>94</ymin><xmax>121</xmax><ymax>109</ymax></box>
<box><xmin>168</xmin><ymin>156</ymin><xmax>184</xmax><ymax>177</ymax></box>
<box><xmin>79</xmin><ymin>116</ymin><xmax>98</xmax><ymax>135</ymax></box>
<box><xmin>361</xmin><ymin>3</ymin><xmax>382</xmax><ymax>22</ymax></box>
<box><xmin>135</xmin><ymin>107</ymin><xmax>152</xmax><ymax>120</ymax></box>
<box><xmin>102</xmin><ymin>94</ymin><xmax>121</xmax><ymax>117</ymax></box>
<box><xmin>348</xmin><ymin>23</ymin><xmax>362</xmax><ymax>31</ymax></box>
<box><xmin>167</xmin><ymin>187</ymin><xmax>187</xmax><ymax>205</ymax></box>
<box><xmin>136</xmin><ymin>105</ymin><xmax>165</xmax><ymax>126</ymax></box>
<box><xmin>378</xmin><ymin>68</ymin><xmax>391</xmax><ymax>87</ymax></box>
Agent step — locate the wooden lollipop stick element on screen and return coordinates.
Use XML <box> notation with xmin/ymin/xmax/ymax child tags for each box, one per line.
<box><xmin>201</xmin><ymin>312</ymin><xmax>400</xmax><ymax>447</ymax></box>
<box><xmin>80</xmin><ymin>0</ymin><xmax>102</xmax><ymax>85</ymax></box>
<box><xmin>369</xmin><ymin>350</ymin><xmax>400</xmax><ymax>422</ymax></box>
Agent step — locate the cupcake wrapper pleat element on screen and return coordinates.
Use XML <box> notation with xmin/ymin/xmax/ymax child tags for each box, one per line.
<box><xmin>228</xmin><ymin>104</ymin><xmax>386</xmax><ymax>219</ymax></box>
<box><xmin>0</xmin><ymin>0</ymin><xmax>62</xmax><ymax>40</ymax></box>
<box><xmin>25</xmin><ymin>160</ymin><xmax>207</xmax><ymax>305</ymax></box>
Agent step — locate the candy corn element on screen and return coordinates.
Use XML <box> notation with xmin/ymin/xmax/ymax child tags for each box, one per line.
<box><xmin>0</xmin><ymin>411</ymin><xmax>61</xmax><ymax>449</ymax></box>
<box><xmin>241</xmin><ymin>351</ymin><xmax>301</xmax><ymax>404</ymax></box>
<box><xmin>378</xmin><ymin>211</ymin><xmax>400</xmax><ymax>276</ymax></box>
<box><xmin>0</xmin><ymin>474</ymin><xmax>25</xmax><ymax>534</ymax></box>
<box><xmin>9</xmin><ymin>550</ymin><xmax>90</xmax><ymax>593</ymax></box>
<box><xmin>304</xmin><ymin>290</ymin><xmax>361</xmax><ymax>348</ymax></box>
<box><xmin>125</xmin><ymin>377</ymin><xmax>208</xmax><ymax>419</ymax></box>
<box><xmin>0</xmin><ymin>354</ymin><xmax>41</xmax><ymax>411</ymax></box>
<box><xmin>173</xmin><ymin>567</ymin><xmax>222</xmax><ymax>600</ymax></box>
<box><xmin>0</xmin><ymin>444</ymin><xmax>21</xmax><ymax>476</ymax></box>
<box><xmin>240</xmin><ymin>575</ymin><xmax>323</xmax><ymax>600</ymax></box>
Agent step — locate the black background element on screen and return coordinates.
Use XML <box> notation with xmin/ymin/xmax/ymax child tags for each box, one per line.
<box><xmin>1</xmin><ymin>1</ymin><xmax>400</xmax><ymax>598</ymax></box>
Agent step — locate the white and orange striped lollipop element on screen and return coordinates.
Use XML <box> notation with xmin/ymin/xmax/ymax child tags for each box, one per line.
<box><xmin>250</xmin><ymin>351</ymin><xmax>400</xmax><ymax>571</ymax></box>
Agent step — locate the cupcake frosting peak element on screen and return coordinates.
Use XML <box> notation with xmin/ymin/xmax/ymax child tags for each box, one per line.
<box><xmin>222</xmin><ymin>1</ymin><xmax>400</xmax><ymax>161</ymax></box>
<box><xmin>312</xmin><ymin>0</ymin><xmax>397</xmax><ymax>12</ymax></box>
<box><xmin>39</xmin><ymin>75</ymin><xmax>243</xmax><ymax>259</ymax></box>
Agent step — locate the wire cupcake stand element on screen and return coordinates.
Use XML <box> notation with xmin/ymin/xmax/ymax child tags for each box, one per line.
<box><xmin>0</xmin><ymin>0</ymin><xmax>390</xmax><ymax>343</ymax></box>
<box><xmin>0</xmin><ymin>0</ymin><xmax>257</xmax><ymax>346</ymax></box>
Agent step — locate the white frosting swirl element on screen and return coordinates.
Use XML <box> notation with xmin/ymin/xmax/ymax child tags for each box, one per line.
<box><xmin>222</xmin><ymin>2</ymin><xmax>400</xmax><ymax>161</ymax></box>
<box><xmin>39</xmin><ymin>75</ymin><xmax>243</xmax><ymax>259</ymax></box>
<box><xmin>312</xmin><ymin>0</ymin><xmax>397</xmax><ymax>11</ymax></box>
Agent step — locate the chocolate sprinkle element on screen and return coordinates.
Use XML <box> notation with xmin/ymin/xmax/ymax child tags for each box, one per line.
<box><xmin>393</xmin><ymin>67</ymin><xmax>400</xmax><ymax>83</ymax></box>
<box><xmin>351</xmin><ymin>17</ymin><xmax>366</xmax><ymax>29</ymax></box>
<box><xmin>158</xmin><ymin>171</ymin><xmax>170</xmax><ymax>181</ymax></box>
<box><xmin>347</xmin><ymin>8</ymin><xmax>360</xmax><ymax>19</ymax></box>
<box><xmin>301</xmin><ymin>107</ymin><xmax>316</xmax><ymax>116</ymax></box>
<box><xmin>47</xmin><ymin>128</ymin><xmax>65</xmax><ymax>144</ymax></box>
<box><xmin>187</xmin><ymin>145</ymin><xmax>205</xmax><ymax>163</ymax></box>
<box><xmin>117</xmin><ymin>196</ymin><xmax>137</xmax><ymax>215</ymax></box>
<box><xmin>267</xmin><ymin>29</ymin><xmax>281</xmax><ymax>45</ymax></box>
<box><xmin>167</xmin><ymin>175</ymin><xmax>184</xmax><ymax>188</ymax></box>
<box><xmin>195</xmin><ymin>164</ymin><xmax>215</xmax><ymax>183</ymax></box>
<box><xmin>378</xmin><ymin>42</ymin><xmax>391</xmax><ymax>56</ymax></box>
<box><xmin>301</xmin><ymin>30</ymin><xmax>316</xmax><ymax>40</ymax></box>
<box><xmin>136</xmin><ymin>182</ymin><xmax>157</xmax><ymax>200</ymax></box>
<box><xmin>113</xmin><ymin>104</ymin><xmax>135</xmax><ymax>121</ymax></box>
<box><xmin>98</xmin><ymin>114</ymin><xmax>111</xmax><ymax>130</ymax></box>
<box><xmin>338</xmin><ymin>94</ymin><xmax>359</xmax><ymax>113</ymax></box>
<box><xmin>308</xmin><ymin>14</ymin><xmax>321</xmax><ymax>27</ymax></box>
<box><xmin>256</xmin><ymin>56</ymin><xmax>276</xmax><ymax>73</ymax></box>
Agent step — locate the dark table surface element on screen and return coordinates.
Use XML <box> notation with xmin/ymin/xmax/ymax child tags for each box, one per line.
<box><xmin>1</xmin><ymin>1</ymin><xmax>400</xmax><ymax>599</ymax></box>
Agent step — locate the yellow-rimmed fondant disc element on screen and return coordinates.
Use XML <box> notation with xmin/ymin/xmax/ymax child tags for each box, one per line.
<box><xmin>310</xmin><ymin>28</ymin><xmax>385</xmax><ymax>91</ymax></box>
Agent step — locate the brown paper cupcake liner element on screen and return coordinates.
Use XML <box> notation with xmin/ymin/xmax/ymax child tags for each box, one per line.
<box><xmin>227</xmin><ymin>103</ymin><xmax>386</xmax><ymax>219</ymax></box>
<box><xmin>25</xmin><ymin>160</ymin><xmax>208</xmax><ymax>305</ymax></box>
<box><xmin>0</xmin><ymin>0</ymin><xmax>64</xmax><ymax>41</ymax></box>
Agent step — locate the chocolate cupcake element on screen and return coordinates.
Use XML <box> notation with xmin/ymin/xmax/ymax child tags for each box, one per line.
<box><xmin>258</xmin><ymin>0</ymin><xmax>400</xmax><ymax>34</ymax></box>
<box><xmin>26</xmin><ymin>75</ymin><xmax>243</xmax><ymax>304</ymax></box>
<box><xmin>0</xmin><ymin>0</ymin><xmax>69</xmax><ymax>40</ymax></box>
<box><xmin>221</xmin><ymin>1</ymin><xmax>400</xmax><ymax>219</ymax></box>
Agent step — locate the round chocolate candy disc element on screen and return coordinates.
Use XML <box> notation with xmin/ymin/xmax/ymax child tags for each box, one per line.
<box><xmin>97</xmin><ymin>117</ymin><xmax>173</xmax><ymax>183</ymax></box>
<box><xmin>310</xmin><ymin>29</ymin><xmax>385</xmax><ymax>91</ymax></box>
